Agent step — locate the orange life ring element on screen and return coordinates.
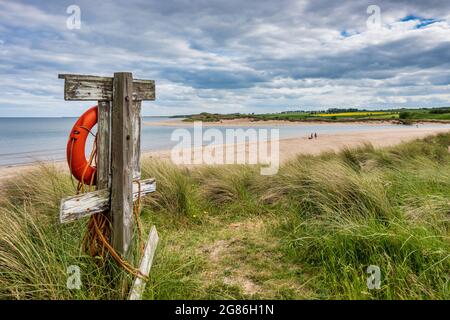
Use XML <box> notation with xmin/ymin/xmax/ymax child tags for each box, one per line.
<box><xmin>66</xmin><ymin>106</ymin><xmax>98</xmax><ymax>185</ymax></box>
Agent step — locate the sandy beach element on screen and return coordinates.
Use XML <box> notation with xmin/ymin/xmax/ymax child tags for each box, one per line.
<box><xmin>1</xmin><ymin>126</ymin><xmax>448</xmax><ymax>181</ymax></box>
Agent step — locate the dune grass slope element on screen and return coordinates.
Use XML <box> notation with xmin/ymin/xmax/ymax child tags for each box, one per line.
<box><xmin>0</xmin><ymin>133</ymin><xmax>449</xmax><ymax>299</ymax></box>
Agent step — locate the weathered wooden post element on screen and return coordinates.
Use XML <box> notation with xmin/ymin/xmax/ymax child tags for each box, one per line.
<box><xmin>58</xmin><ymin>72</ymin><xmax>159</xmax><ymax>299</ymax></box>
<box><xmin>111</xmin><ymin>72</ymin><xmax>134</xmax><ymax>256</ymax></box>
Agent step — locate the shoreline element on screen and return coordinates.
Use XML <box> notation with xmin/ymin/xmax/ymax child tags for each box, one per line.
<box><xmin>145</xmin><ymin>118</ymin><xmax>450</xmax><ymax>127</ymax></box>
<box><xmin>1</xmin><ymin>126</ymin><xmax>449</xmax><ymax>181</ymax></box>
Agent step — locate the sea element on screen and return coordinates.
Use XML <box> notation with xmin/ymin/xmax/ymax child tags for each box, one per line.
<box><xmin>0</xmin><ymin>117</ymin><xmax>449</xmax><ymax>167</ymax></box>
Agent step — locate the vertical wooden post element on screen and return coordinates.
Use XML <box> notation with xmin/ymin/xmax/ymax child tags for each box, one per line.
<box><xmin>111</xmin><ymin>72</ymin><xmax>134</xmax><ymax>257</ymax></box>
<box><xmin>97</xmin><ymin>101</ymin><xmax>111</xmax><ymax>189</ymax></box>
<box><xmin>132</xmin><ymin>101</ymin><xmax>142</xmax><ymax>180</ymax></box>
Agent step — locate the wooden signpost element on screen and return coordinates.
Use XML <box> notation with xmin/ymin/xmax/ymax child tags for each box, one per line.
<box><xmin>58</xmin><ymin>72</ymin><xmax>159</xmax><ymax>300</ymax></box>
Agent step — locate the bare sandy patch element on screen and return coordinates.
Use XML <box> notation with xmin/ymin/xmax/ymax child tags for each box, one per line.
<box><xmin>198</xmin><ymin>218</ymin><xmax>311</xmax><ymax>298</ymax></box>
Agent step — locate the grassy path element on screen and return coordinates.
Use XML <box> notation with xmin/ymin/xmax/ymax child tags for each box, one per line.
<box><xmin>145</xmin><ymin>213</ymin><xmax>313</xmax><ymax>299</ymax></box>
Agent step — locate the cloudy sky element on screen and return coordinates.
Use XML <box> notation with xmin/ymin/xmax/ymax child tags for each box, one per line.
<box><xmin>0</xmin><ymin>0</ymin><xmax>449</xmax><ymax>117</ymax></box>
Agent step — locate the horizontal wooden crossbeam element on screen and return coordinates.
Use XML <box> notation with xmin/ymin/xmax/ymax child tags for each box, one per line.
<box><xmin>58</xmin><ymin>74</ymin><xmax>155</xmax><ymax>101</ymax></box>
<box><xmin>59</xmin><ymin>178</ymin><xmax>156</xmax><ymax>223</ymax></box>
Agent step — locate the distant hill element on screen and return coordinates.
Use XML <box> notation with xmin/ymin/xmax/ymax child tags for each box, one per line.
<box><xmin>179</xmin><ymin>107</ymin><xmax>450</xmax><ymax>124</ymax></box>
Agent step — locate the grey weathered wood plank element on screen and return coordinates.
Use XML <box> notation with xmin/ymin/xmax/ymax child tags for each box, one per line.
<box><xmin>60</xmin><ymin>189</ymin><xmax>110</xmax><ymax>224</ymax></box>
<box><xmin>132</xmin><ymin>80</ymin><xmax>155</xmax><ymax>101</ymax></box>
<box><xmin>132</xmin><ymin>101</ymin><xmax>142</xmax><ymax>180</ymax></box>
<box><xmin>128</xmin><ymin>226</ymin><xmax>159</xmax><ymax>300</ymax></box>
<box><xmin>111</xmin><ymin>72</ymin><xmax>134</xmax><ymax>257</ymax></box>
<box><xmin>59</xmin><ymin>179</ymin><xmax>156</xmax><ymax>223</ymax></box>
<box><xmin>97</xmin><ymin>101</ymin><xmax>111</xmax><ymax>189</ymax></box>
<box><xmin>58</xmin><ymin>74</ymin><xmax>155</xmax><ymax>101</ymax></box>
<box><xmin>58</xmin><ymin>74</ymin><xmax>112</xmax><ymax>81</ymax></box>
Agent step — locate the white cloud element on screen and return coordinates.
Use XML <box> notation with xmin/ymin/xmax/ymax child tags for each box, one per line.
<box><xmin>0</xmin><ymin>0</ymin><xmax>449</xmax><ymax>116</ymax></box>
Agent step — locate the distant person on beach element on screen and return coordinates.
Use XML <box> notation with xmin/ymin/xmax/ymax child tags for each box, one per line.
<box><xmin>314</xmin><ymin>133</ymin><xmax>317</xmax><ymax>139</ymax></box>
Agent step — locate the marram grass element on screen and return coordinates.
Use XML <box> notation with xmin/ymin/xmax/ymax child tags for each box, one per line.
<box><xmin>0</xmin><ymin>133</ymin><xmax>449</xmax><ymax>299</ymax></box>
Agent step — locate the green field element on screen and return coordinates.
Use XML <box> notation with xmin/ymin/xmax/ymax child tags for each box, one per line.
<box><xmin>182</xmin><ymin>107</ymin><xmax>450</xmax><ymax>123</ymax></box>
<box><xmin>1</xmin><ymin>133</ymin><xmax>449</xmax><ymax>299</ymax></box>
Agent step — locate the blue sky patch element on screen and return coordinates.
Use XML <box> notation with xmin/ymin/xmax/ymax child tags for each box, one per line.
<box><xmin>400</xmin><ymin>15</ymin><xmax>440</xmax><ymax>29</ymax></box>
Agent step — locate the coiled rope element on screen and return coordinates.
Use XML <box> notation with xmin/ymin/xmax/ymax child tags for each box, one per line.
<box><xmin>70</xmin><ymin>126</ymin><xmax>147</xmax><ymax>280</ymax></box>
